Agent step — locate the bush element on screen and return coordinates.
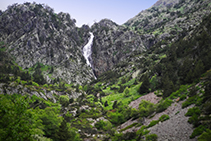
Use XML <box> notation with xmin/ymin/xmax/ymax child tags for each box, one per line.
<box><xmin>146</xmin><ymin>134</ymin><xmax>158</xmax><ymax>141</ymax></box>
<box><xmin>86</xmin><ymin>94</ymin><xmax>95</xmax><ymax>103</ymax></box>
<box><xmin>130</xmin><ymin>108</ymin><xmax>139</xmax><ymax>119</ymax></box>
<box><xmin>95</xmin><ymin>120</ymin><xmax>106</xmax><ymax>130</ymax></box>
<box><xmin>198</xmin><ymin>129</ymin><xmax>211</xmax><ymax>141</ymax></box>
<box><xmin>182</xmin><ymin>95</ymin><xmax>197</xmax><ymax>108</ymax></box>
<box><xmin>159</xmin><ymin>114</ymin><xmax>170</xmax><ymax>122</ymax></box>
<box><xmin>124</xmin><ymin>87</ymin><xmax>131</xmax><ymax>97</ymax></box>
<box><xmin>188</xmin><ymin>114</ymin><xmax>200</xmax><ymax>127</ymax></box>
<box><xmin>107</xmin><ymin>112</ymin><xmax>124</xmax><ymax>125</ymax></box>
<box><xmin>156</xmin><ymin>99</ymin><xmax>173</xmax><ymax>113</ymax></box>
<box><xmin>120</xmin><ymin>122</ymin><xmax>138</xmax><ymax>132</ymax></box>
<box><xmin>59</xmin><ymin>95</ymin><xmax>69</xmax><ymax>107</ymax></box>
<box><xmin>147</xmin><ymin>120</ymin><xmax>159</xmax><ymax>128</ymax></box>
<box><xmin>139</xmin><ymin>100</ymin><xmax>155</xmax><ymax>117</ymax></box>
<box><xmin>32</xmin><ymin>81</ymin><xmax>39</xmax><ymax>87</ymax></box>
<box><xmin>180</xmin><ymin>94</ymin><xmax>187</xmax><ymax>101</ymax></box>
<box><xmin>185</xmin><ymin>107</ymin><xmax>201</xmax><ymax>116</ymax></box>
<box><xmin>190</xmin><ymin>125</ymin><xmax>206</xmax><ymax>139</ymax></box>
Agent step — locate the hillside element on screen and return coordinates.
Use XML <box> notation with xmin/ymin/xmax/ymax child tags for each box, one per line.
<box><xmin>0</xmin><ymin>2</ymin><xmax>94</xmax><ymax>84</ymax></box>
<box><xmin>0</xmin><ymin>0</ymin><xmax>211</xmax><ymax>141</ymax></box>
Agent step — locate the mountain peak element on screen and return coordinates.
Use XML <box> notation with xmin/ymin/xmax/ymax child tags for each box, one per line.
<box><xmin>152</xmin><ymin>0</ymin><xmax>180</xmax><ymax>8</ymax></box>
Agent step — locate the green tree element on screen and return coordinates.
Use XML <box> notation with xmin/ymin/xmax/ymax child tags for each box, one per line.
<box><xmin>193</xmin><ymin>60</ymin><xmax>204</xmax><ymax>79</ymax></box>
<box><xmin>0</xmin><ymin>94</ymin><xmax>44</xmax><ymax>141</ymax></box>
<box><xmin>54</xmin><ymin>119</ymin><xmax>71</xmax><ymax>141</ymax></box>
<box><xmin>198</xmin><ymin>129</ymin><xmax>211</xmax><ymax>141</ymax></box>
<box><xmin>59</xmin><ymin>95</ymin><xmax>69</xmax><ymax>107</ymax></box>
<box><xmin>162</xmin><ymin>75</ymin><xmax>174</xmax><ymax>98</ymax></box>
<box><xmin>139</xmin><ymin>74</ymin><xmax>150</xmax><ymax>94</ymax></box>
<box><xmin>150</xmin><ymin>74</ymin><xmax>158</xmax><ymax>91</ymax></box>
<box><xmin>38</xmin><ymin>107</ymin><xmax>63</xmax><ymax>139</ymax></box>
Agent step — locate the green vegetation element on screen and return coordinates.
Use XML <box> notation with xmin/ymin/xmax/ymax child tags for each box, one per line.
<box><xmin>1</xmin><ymin>2</ymin><xmax>211</xmax><ymax>141</ymax></box>
<box><xmin>146</xmin><ymin>134</ymin><xmax>158</xmax><ymax>141</ymax></box>
<box><xmin>156</xmin><ymin>99</ymin><xmax>173</xmax><ymax>113</ymax></box>
<box><xmin>120</xmin><ymin>122</ymin><xmax>138</xmax><ymax>132</ymax></box>
<box><xmin>147</xmin><ymin>114</ymin><xmax>170</xmax><ymax>128</ymax></box>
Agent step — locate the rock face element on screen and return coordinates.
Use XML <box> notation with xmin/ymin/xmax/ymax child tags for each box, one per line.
<box><xmin>0</xmin><ymin>2</ymin><xmax>93</xmax><ymax>84</ymax></box>
<box><xmin>125</xmin><ymin>0</ymin><xmax>211</xmax><ymax>44</ymax></box>
<box><xmin>91</xmin><ymin>19</ymin><xmax>146</xmax><ymax>76</ymax></box>
<box><xmin>1</xmin><ymin>0</ymin><xmax>211</xmax><ymax>81</ymax></box>
<box><xmin>89</xmin><ymin>0</ymin><xmax>211</xmax><ymax>76</ymax></box>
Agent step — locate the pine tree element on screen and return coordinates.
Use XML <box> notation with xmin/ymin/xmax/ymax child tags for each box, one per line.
<box><xmin>193</xmin><ymin>59</ymin><xmax>204</xmax><ymax>79</ymax></box>
<box><xmin>139</xmin><ymin>74</ymin><xmax>150</xmax><ymax>94</ymax></box>
<box><xmin>162</xmin><ymin>75</ymin><xmax>174</xmax><ymax>98</ymax></box>
<box><xmin>54</xmin><ymin>119</ymin><xmax>71</xmax><ymax>141</ymax></box>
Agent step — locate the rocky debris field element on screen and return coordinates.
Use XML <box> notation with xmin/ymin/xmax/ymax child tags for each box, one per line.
<box><xmin>148</xmin><ymin>102</ymin><xmax>196</xmax><ymax>141</ymax></box>
<box><xmin>119</xmin><ymin>92</ymin><xmax>196</xmax><ymax>141</ymax></box>
<box><xmin>129</xmin><ymin>92</ymin><xmax>161</xmax><ymax>109</ymax></box>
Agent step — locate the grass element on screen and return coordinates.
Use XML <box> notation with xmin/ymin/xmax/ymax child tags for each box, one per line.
<box><xmin>102</xmin><ymin>83</ymin><xmax>142</xmax><ymax>110</ymax></box>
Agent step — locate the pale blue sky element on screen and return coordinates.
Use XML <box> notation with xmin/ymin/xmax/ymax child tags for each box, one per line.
<box><xmin>0</xmin><ymin>0</ymin><xmax>158</xmax><ymax>27</ymax></box>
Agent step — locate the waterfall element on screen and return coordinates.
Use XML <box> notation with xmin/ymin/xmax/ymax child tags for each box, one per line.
<box><xmin>83</xmin><ymin>32</ymin><xmax>96</xmax><ymax>79</ymax></box>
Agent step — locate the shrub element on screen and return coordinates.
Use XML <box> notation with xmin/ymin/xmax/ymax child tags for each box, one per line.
<box><xmin>86</xmin><ymin>94</ymin><xmax>95</xmax><ymax>103</ymax></box>
<box><xmin>159</xmin><ymin>114</ymin><xmax>170</xmax><ymax>122</ymax></box>
<box><xmin>198</xmin><ymin>129</ymin><xmax>211</xmax><ymax>141</ymax></box>
<box><xmin>124</xmin><ymin>87</ymin><xmax>131</xmax><ymax>97</ymax></box>
<box><xmin>169</xmin><ymin>85</ymin><xmax>189</xmax><ymax>99</ymax></box>
<box><xmin>188</xmin><ymin>87</ymin><xmax>198</xmax><ymax>97</ymax></box>
<box><xmin>190</xmin><ymin>125</ymin><xmax>206</xmax><ymax>139</ymax></box>
<box><xmin>32</xmin><ymin>81</ymin><xmax>39</xmax><ymax>87</ymax></box>
<box><xmin>188</xmin><ymin>114</ymin><xmax>200</xmax><ymax>127</ymax></box>
<box><xmin>120</xmin><ymin>122</ymin><xmax>138</xmax><ymax>132</ymax></box>
<box><xmin>59</xmin><ymin>95</ymin><xmax>69</xmax><ymax>107</ymax></box>
<box><xmin>107</xmin><ymin>112</ymin><xmax>124</xmax><ymax>125</ymax></box>
<box><xmin>95</xmin><ymin>120</ymin><xmax>106</xmax><ymax>130</ymax></box>
<box><xmin>130</xmin><ymin>108</ymin><xmax>139</xmax><ymax>119</ymax></box>
<box><xmin>185</xmin><ymin>107</ymin><xmax>201</xmax><ymax>116</ymax></box>
<box><xmin>139</xmin><ymin>100</ymin><xmax>155</xmax><ymax>117</ymax></box>
<box><xmin>180</xmin><ymin>94</ymin><xmax>187</xmax><ymax>101</ymax></box>
<box><xmin>147</xmin><ymin>120</ymin><xmax>159</xmax><ymax>128</ymax></box>
<box><xmin>156</xmin><ymin>99</ymin><xmax>173</xmax><ymax>113</ymax></box>
<box><xmin>146</xmin><ymin>134</ymin><xmax>158</xmax><ymax>141</ymax></box>
<box><xmin>182</xmin><ymin>95</ymin><xmax>197</xmax><ymax>108</ymax></box>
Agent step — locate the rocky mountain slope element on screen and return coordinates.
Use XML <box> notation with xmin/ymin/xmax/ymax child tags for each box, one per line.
<box><xmin>0</xmin><ymin>2</ymin><xmax>93</xmax><ymax>84</ymax></box>
<box><xmin>1</xmin><ymin>0</ymin><xmax>211</xmax><ymax>141</ymax></box>
<box><xmin>90</xmin><ymin>0</ymin><xmax>211</xmax><ymax>76</ymax></box>
<box><xmin>1</xmin><ymin>0</ymin><xmax>211</xmax><ymax>82</ymax></box>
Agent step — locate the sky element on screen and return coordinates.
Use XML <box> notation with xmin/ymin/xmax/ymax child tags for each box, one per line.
<box><xmin>0</xmin><ymin>0</ymin><xmax>158</xmax><ymax>27</ymax></box>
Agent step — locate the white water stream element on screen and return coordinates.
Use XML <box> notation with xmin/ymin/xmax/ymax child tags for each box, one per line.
<box><xmin>83</xmin><ymin>32</ymin><xmax>97</xmax><ymax>79</ymax></box>
<box><xmin>83</xmin><ymin>32</ymin><xmax>94</xmax><ymax>67</ymax></box>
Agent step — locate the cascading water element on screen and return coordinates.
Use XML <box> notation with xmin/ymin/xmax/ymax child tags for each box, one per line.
<box><xmin>83</xmin><ymin>32</ymin><xmax>97</xmax><ymax>79</ymax></box>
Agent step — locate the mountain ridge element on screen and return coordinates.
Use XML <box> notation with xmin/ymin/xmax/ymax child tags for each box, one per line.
<box><xmin>0</xmin><ymin>1</ymin><xmax>211</xmax><ymax>140</ymax></box>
